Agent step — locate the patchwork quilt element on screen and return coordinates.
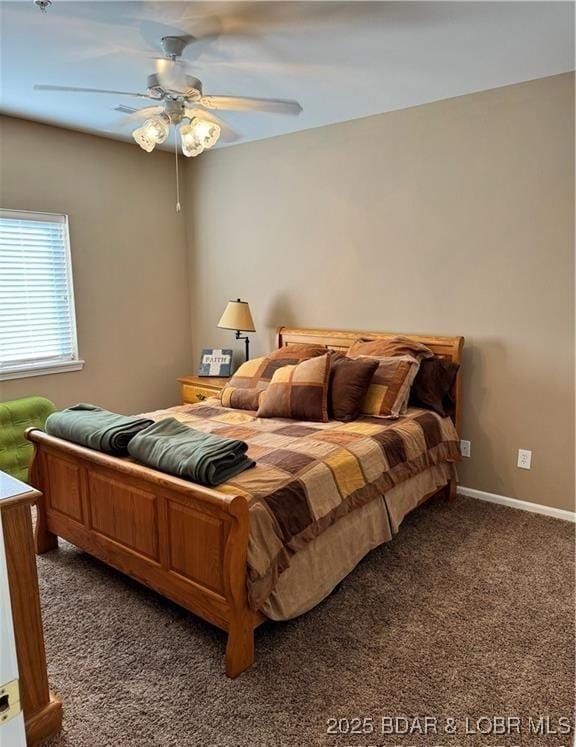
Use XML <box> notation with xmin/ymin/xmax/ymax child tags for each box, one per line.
<box><xmin>141</xmin><ymin>401</ymin><xmax>461</xmax><ymax>610</ymax></box>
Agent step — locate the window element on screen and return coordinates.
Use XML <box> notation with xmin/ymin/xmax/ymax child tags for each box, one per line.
<box><xmin>0</xmin><ymin>209</ymin><xmax>83</xmax><ymax>380</ymax></box>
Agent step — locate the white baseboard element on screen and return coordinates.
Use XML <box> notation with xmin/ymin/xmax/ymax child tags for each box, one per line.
<box><xmin>458</xmin><ymin>486</ymin><xmax>576</xmax><ymax>523</ymax></box>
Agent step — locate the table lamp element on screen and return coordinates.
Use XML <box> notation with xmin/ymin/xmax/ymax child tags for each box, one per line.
<box><xmin>217</xmin><ymin>299</ymin><xmax>256</xmax><ymax>361</ymax></box>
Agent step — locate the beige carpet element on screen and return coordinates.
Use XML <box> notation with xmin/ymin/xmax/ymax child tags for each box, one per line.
<box><xmin>38</xmin><ymin>495</ymin><xmax>574</xmax><ymax>747</ymax></box>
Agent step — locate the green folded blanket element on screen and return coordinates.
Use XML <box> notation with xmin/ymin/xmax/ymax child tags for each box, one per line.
<box><xmin>45</xmin><ymin>404</ymin><xmax>153</xmax><ymax>455</ymax></box>
<box><xmin>127</xmin><ymin>417</ymin><xmax>255</xmax><ymax>487</ymax></box>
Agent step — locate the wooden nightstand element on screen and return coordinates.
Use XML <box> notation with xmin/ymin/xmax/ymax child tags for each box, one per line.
<box><xmin>177</xmin><ymin>375</ymin><xmax>230</xmax><ymax>405</ymax></box>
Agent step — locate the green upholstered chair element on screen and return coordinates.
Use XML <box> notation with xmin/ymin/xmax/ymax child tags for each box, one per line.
<box><xmin>0</xmin><ymin>396</ymin><xmax>56</xmax><ymax>483</ymax></box>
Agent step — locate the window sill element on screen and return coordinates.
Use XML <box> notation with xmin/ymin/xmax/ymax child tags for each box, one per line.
<box><xmin>0</xmin><ymin>360</ymin><xmax>85</xmax><ymax>381</ymax></box>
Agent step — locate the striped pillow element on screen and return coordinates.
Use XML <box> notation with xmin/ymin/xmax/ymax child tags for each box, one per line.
<box><xmin>354</xmin><ymin>355</ymin><xmax>420</xmax><ymax>419</ymax></box>
<box><xmin>257</xmin><ymin>353</ymin><xmax>331</xmax><ymax>422</ymax></box>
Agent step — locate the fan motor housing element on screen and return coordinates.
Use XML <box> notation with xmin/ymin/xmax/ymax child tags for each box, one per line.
<box><xmin>164</xmin><ymin>99</ymin><xmax>186</xmax><ymax>123</ymax></box>
<box><xmin>147</xmin><ymin>73</ymin><xmax>202</xmax><ymax>98</ymax></box>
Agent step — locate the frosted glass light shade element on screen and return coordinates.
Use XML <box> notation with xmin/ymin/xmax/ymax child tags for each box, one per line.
<box><xmin>142</xmin><ymin>116</ymin><xmax>169</xmax><ymax>144</ymax></box>
<box><xmin>218</xmin><ymin>299</ymin><xmax>255</xmax><ymax>332</ymax></box>
<box><xmin>132</xmin><ymin>126</ymin><xmax>156</xmax><ymax>152</ymax></box>
<box><xmin>133</xmin><ymin>115</ymin><xmax>169</xmax><ymax>152</ymax></box>
<box><xmin>180</xmin><ymin>123</ymin><xmax>204</xmax><ymax>157</ymax></box>
<box><xmin>191</xmin><ymin>117</ymin><xmax>221</xmax><ymax>149</ymax></box>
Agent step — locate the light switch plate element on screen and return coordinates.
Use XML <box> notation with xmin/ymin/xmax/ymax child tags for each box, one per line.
<box><xmin>517</xmin><ymin>449</ymin><xmax>532</xmax><ymax>469</ymax></box>
<box><xmin>460</xmin><ymin>439</ymin><xmax>471</xmax><ymax>458</ymax></box>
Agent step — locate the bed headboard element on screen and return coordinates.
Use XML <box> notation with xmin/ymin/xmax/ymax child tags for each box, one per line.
<box><xmin>276</xmin><ymin>326</ymin><xmax>464</xmax><ymax>431</ymax></box>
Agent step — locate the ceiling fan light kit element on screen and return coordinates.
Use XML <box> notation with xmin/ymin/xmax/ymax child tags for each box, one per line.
<box><xmin>131</xmin><ymin>108</ymin><xmax>221</xmax><ymax>156</ymax></box>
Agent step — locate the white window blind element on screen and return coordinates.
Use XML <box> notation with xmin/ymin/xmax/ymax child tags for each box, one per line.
<box><xmin>0</xmin><ymin>209</ymin><xmax>83</xmax><ymax>380</ymax></box>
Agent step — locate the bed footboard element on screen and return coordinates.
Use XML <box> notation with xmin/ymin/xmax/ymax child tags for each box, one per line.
<box><xmin>26</xmin><ymin>428</ymin><xmax>264</xmax><ymax>678</ymax></box>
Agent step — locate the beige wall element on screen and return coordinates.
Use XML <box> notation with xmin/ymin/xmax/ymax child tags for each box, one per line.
<box><xmin>0</xmin><ymin>116</ymin><xmax>192</xmax><ymax>413</ymax></box>
<box><xmin>186</xmin><ymin>73</ymin><xmax>575</xmax><ymax>511</ymax></box>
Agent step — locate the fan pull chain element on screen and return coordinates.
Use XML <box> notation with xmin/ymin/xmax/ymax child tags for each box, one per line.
<box><xmin>174</xmin><ymin>136</ymin><xmax>181</xmax><ymax>213</ymax></box>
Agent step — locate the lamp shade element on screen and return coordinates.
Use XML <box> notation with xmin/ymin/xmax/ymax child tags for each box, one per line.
<box><xmin>218</xmin><ymin>299</ymin><xmax>255</xmax><ymax>332</ymax></box>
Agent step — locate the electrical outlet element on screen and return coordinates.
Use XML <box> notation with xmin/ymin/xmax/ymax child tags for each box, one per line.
<box><xmin>517</xmin><ymin>449</ymin><xmax>532</xmax><ymax>470</ymax></box>
<box><xmin>460</xmin><ymin>439</ymin><xmax>471</xmax><ymax>458</ymax></box>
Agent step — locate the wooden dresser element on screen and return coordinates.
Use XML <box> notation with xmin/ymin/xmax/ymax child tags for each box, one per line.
<box><xmin>177</xmin><ymin>375</ymin><xmax>230</xmax><ymax>405</ymax></box>
<box><xmin>0</xmin><ymin>472</ymin><xmax>62</xmax><ymax>745</ymax></box>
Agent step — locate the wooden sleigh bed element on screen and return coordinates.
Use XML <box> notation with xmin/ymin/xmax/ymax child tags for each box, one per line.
<box><xmin>27</xmin><ymin>326</ymin><xmax>464</xmax><ymax>678</ymax></box>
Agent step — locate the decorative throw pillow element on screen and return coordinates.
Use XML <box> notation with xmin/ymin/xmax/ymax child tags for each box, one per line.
<box><xmin>355</xmin><ymin>355</ymin><xmax>420</xmax><ymax>419</ymax></box>
<box><xmin>257</xmin><ymin>353</ymin><xmax>331</xmax><ymax>422</ymax></box>
<box><xmin>329</xmin><ymin>355</ymin><xmax>379</xmax><ymax>422</ymax></box>
<box><xmin>220</xmin><ymin>346</ymin><xmax>328</xmax><ymax>411</ymax></box>
<box><xmin>347</xmin><ymin>336</ymin><xmax>434</xmax><ymax>361</ymax></box>
<box><xmin>220</xmin><ymin>386</ymin><xmax>263</xmax><ymax>411</ymax></box>
<box><xmin>267</xmin><ymin>343</ymin><xmax>327</xmax><ymax>360</ymax></box>
<box><xmin>409</xmin><ymin>357</ymin><xmax>460</xmax><ymax>417</ymax></box>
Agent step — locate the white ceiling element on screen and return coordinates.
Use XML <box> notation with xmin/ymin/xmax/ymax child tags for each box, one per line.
<box><xmin>0</xmin><ymin>1</ymin><xmax>573</xmax><ymax>149</ymax></box>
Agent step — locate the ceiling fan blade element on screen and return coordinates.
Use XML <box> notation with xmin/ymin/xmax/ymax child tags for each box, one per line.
<box><xmin>117</xmin><ymin>105</ymin><xmax>165</xmax><ymax>127</ymax></box>
<box><xmin>140</xmin><ymin>2</ymin><xmax>336</xmax><ymax>37</ymax></box>
<box><xmin>200</xmin><ymin>95</ymin><xmax>302</xmax><ymax>116</ymax></box>
<box><xmin>207</xmin><ymin>60</ymin><xmax>342</xmax><ymax>74</ymax></box>
<box><xmin>137</xmin><ymin>14</ymin><xmax>258</xmax><ymax>48</ymax></box>
<box><xmin>34</xmin><ymin>84</ymin><xmax>151</xmax><ymax>99</ymax></box>
<box><xmin>184</xmin><ymin>108</ymin><xmax>240</xmax><ymax>144</ymax></box>
<box><xmin>170</xmin><ymin>2</ymin><xmax>373</xmax><ymax>36</ymax></box>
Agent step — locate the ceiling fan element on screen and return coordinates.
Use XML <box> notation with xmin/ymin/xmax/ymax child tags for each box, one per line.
<box><xmin>34</xmin><ymin>34</ymin><xmax>303</xmax><ymax>157</ymax></box>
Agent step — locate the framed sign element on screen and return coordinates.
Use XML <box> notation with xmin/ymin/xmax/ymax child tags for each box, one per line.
<box><xmin>198</xmin><ymin>348</ymin><xmax>233</xmax><ymax>377</ymax></box>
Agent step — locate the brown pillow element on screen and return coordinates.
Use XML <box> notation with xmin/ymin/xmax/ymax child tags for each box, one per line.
<box><xmin>409</xmin><ymin>357</ymin><xmax>460</xmax><ymax>417</ymax></box>
<box><xmin>220</xmin><ymin>346</ymin><xmax>326</xmax><ymax>411</ymax></box>
<box><xmin>355</xmin><ymin>355</ymin><xmax>420</xmax><ymax>418</ymax></box>
<box><xmin>257</xmin><ymin>353</ymin><xmax>331</xmax><ymax>422</ymax></box>
<box><xmin>347</xmin><ymin>336</ymin><xmax>434</xmax><ymax>361</ymax></box>
<box><xmin>329</xmin><ymin>355</ymin><xmax>379</xmax><ymax>422</ymax></box>
<box><xmin>220</xmin><ymin>386</ymin><xmax>262</xmax><ymax>411</ymax></box>
<box><xmin>267</xmin><ymin>343</ymin><xmax>327</xmax><ymax>360</ymax></box>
